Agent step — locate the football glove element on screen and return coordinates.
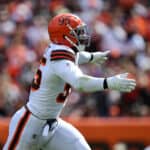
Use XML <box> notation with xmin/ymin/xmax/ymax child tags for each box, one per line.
<box><xmin>91</xmin><ymin>50</ymin><xmax>110</xmax><ymax>64</ymax></box>
<box><xmin>107</xmin><ymin>73</ymin><xmax>136</xmax><ymax>92</ymax></box>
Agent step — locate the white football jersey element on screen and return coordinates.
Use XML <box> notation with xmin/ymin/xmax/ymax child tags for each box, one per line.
<box><xmin>27</xmin><ymin>43</ymin><xmax>80</xmax><ymax>119</ymax></box>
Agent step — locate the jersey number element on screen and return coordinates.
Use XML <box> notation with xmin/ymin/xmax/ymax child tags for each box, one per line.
<box><xmin>31</xmin><ymin>57</ymin><xmax>71</xmax><ymax>103</ymax></box>
<box><xmin>31</xmin><ymin>69</ymin><xmax>42</xmax><ymax>91</ymax></box>
<box><xmin>31</xmin><ymin>57</ymin><xmax>46</xmax><ymax>91</ymax></box>
<box><xmin>56</xmin><ymin>83</ymin><xmax>71</xmax><ymax>103</ymax></box>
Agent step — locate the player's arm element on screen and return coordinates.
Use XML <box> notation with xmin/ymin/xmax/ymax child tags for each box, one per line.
<box><xmin>51</xmin><ymin>60</ymin><xmax>136</xmax><ymax>93</ymax></box>
<box><xmin>78</xmin><ymin>50</ymin><xmax>110</xmax><ymax>65</ymax></box>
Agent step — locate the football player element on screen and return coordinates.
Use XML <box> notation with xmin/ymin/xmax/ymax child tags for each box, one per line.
<box><xmin>3</xmin><ymin>13</ymin><xmax>136</xmax><ymax>150</ymax></box>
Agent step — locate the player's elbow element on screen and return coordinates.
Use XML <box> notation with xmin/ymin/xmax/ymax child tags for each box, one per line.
<box><xmin>73</xmin><ymin>84</ymin><xmax>84</xmax><ymax>92</ymax></box>
<box><xmin>73</xmin><ymin>76</ymin><xmax>89</xmax><ymax>92</ymax></box>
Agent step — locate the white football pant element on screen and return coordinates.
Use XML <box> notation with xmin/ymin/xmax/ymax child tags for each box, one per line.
<box><xmin>3</xmin><ymin>106</ymin><xmax>91</xmax><ymax>150</ymax></box>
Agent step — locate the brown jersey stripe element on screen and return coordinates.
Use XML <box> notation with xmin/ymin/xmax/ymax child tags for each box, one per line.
<box><xmin>51</xmin><ymin>53</ymin><xmax>74</xmax><ymax>59</ymax></box>
<box><xmin>8</xmin><ymin>109</ymin><xmax>31</xmax><ymax>150</ymax></box>
<box><xmin>51</xmin><ymin>54</ymin><xmax>75</xmax><ymax>61</ymax></box>
<box><xmin>51</xmin><ymin>50</ymin><xmax>74</xmax><ymax>55</ymax></box>
<box><xmin>51</xmin><ymin>50</ymin><xmax>75</xmax><ymax>62</ymax></box>
<box><xmin>51</xmin><ymin>51</ymin><xmax>74</xmax><ymax>58</ymax></box>
<box><xmin>51</xmin><ymin>56</ymin><xmax>75</xmax><ymax>62</ymax></box>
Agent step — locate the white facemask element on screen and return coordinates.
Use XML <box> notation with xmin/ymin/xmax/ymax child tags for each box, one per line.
<box><xmin>77</xmin><ymin>44</ymin><xmax>86</xmax><ymax>51</ymax></box>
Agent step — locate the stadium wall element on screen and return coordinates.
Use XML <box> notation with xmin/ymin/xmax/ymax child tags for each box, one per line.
<box><xmin>0</xmin><ymin>117</ymin><xmax>150</xmax><ymax>148</ymax></box>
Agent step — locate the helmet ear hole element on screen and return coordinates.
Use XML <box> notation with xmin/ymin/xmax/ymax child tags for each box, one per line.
<box><xmin>63</xmin><ymin>35</ymin><xmax>66</xmax><ymax>39</ymax></box>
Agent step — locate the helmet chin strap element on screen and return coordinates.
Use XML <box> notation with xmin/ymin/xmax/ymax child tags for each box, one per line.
<box><xmin>64</xmin><ymin>36</ymin><xmax>85</xmax><ymax>52</ymax></box>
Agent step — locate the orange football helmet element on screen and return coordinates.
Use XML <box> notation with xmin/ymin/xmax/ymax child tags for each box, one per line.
<box><xmin>48</xmin><ymin>13</ymin><xmax>90</xmax><ymax>51</ymax></box>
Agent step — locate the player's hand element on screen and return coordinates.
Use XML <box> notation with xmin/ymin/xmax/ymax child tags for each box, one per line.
<box><xmin>107</xmin><ymin>73</ymin><xmax>136</xmax><ymax>92</ymax></box>
<box><xmin>91</xmin><ymin>50</ymin><xmax>110</xmax><ymax>64</ymax></box>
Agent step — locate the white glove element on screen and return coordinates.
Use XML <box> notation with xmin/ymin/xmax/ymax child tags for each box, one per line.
<box><xmin>107</xmin><ymin>73</ymin><xmax>136</xmax><ymax>92</ymax></box>
<box><xmin>91</xmin><ymin>50</ymin><xmax>110</xmax><ymax>64</ymax></box>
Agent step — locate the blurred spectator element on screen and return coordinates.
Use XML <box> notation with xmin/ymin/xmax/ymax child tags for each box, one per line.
<box><xmin>113</xmin><ymin>142</ymin><xmax>128</xmax><ymax>150</ymax></box>
<box><xmin>0</xmin><ymin>0</ymin><xmax>149</xmax><ymax>118</ymax></box>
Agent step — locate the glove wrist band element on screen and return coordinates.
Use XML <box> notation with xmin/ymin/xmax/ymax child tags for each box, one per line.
<box><xmin>89</xmin><ymin>53</ymin><xmax>94</xmax><ymax>62</ymax></box>
<box><xmin>103</xmin><ymin>78</ymin><xmax>108</xmax><ymax>89</ymax></box>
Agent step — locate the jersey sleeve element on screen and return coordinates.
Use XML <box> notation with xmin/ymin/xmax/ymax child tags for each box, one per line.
<box><xmin>78</xmin><ymin>51</ymin><xmax>92</xmax><ymax>64</ymax></box>
<box><xmin>51</xmin><ymin>59</ymin><xmax>105</xmax><ymax>92</ymax></box>
<box><xmin>50</xmin><ymin>50</ymin><xmax>75</xmax><ymax>62</ymax></box>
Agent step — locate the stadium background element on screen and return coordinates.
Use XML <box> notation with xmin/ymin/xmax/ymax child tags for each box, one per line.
<box><xmin>0</xmin><ymin>0</ymin><xmax>150</xmax><ymax>149</ymax></box>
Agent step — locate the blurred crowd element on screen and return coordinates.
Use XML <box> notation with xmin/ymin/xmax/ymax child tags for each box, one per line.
<box><xmin>91</xmin><ymin>142</ymin><xmax>150</xmax><ymax>150</ymax></box>
<box><xmin>0</xmin><ymin>0</ymin><xmax>150</xmax><ymax>117</ymax></box>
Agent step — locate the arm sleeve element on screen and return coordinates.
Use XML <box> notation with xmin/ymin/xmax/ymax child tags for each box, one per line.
<box><xmin>78</xmin><ymin>51</ymin><xmax>92</xmax><ymax>65</ymax></box>
<box><xmin>51</xmin><ymin>60</ymin><xmax>105</xmax><ymax>92</ymax></box>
